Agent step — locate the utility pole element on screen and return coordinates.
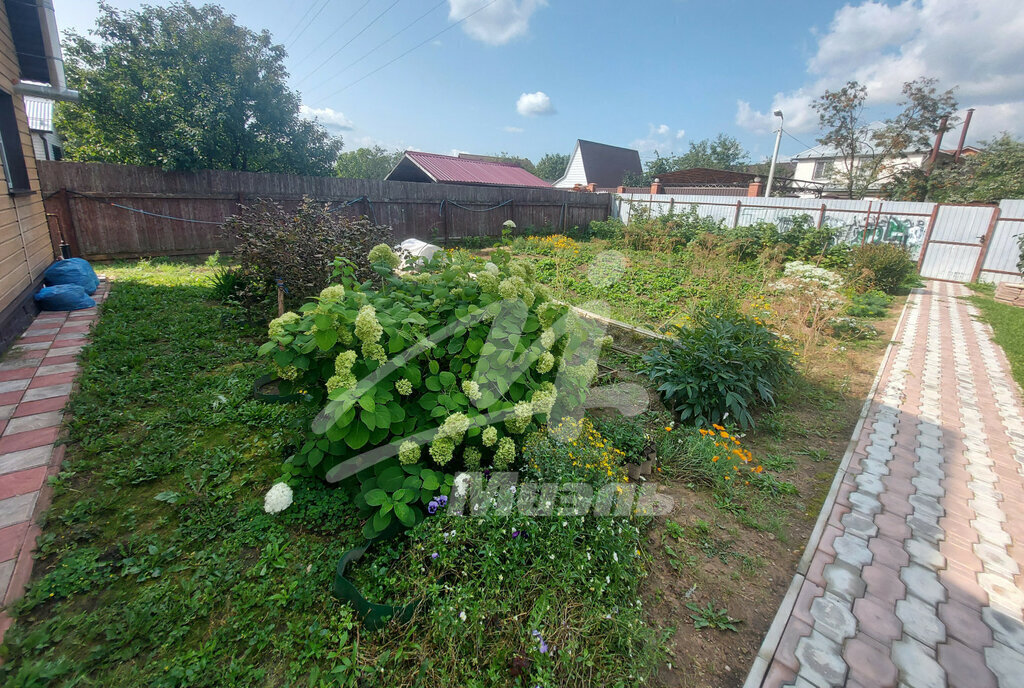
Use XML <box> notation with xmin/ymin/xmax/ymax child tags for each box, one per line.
<box><xmin>765</xmin><ymin>109</ymin><xmax>784</xmax><ymax>198</ymax></box>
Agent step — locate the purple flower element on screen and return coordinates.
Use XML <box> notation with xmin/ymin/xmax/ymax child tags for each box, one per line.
<box><xmin>431</xmin><ymin>552</ymin><xmax>438</xmax><ymax>560</ymax></box>
<box><xmin>436</xmin><ymin>495</ymin><xmax>448</xmax><ymax>507</ymax></box>
<box><xmin>512</xmin><ymin>530</ymin><xmax>521</xmax><ymax>538</ymax></box>
<box><xmin>427</xmin><ymin>500</ymin><xmax>439</xmax><ymax>514</ymax></box>
<box><xmin>531</xmin><ymin>630</ymin><xmax>549</xmax><ymax>654</ymax></box>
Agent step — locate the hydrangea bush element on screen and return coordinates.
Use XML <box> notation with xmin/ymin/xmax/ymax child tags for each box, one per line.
<box><xmin>260</xmin><ymin>246</ymin><xmax>605</xmax><ymax>536</ymax></box>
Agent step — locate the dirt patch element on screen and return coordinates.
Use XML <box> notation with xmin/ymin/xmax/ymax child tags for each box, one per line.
<box><xmin>637</xmin><ymin>296</ymin><xmax>905</xmax><ymax>688</ymax></box>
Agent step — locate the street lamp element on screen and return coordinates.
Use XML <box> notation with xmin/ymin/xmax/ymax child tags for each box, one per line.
<box><xmin>764</xmin><ymin>109</ymin><xmax>784</xmax><ymax>198</ymax></box>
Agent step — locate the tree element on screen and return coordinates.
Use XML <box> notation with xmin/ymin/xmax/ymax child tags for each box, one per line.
<box><xmin>812</xmin><ymin>78</ymin><xmax>957</xmax><ymax>198</ymax></box>
<box><xmin>335</xmin><ymin>146</ymin><xmax>403</xmax><ymax>180</ymax></box>
<box><xmin>492</xmin><ymin>152</ymin><xmax>536</xmax><ymax>174</ymax></box>
<box><xmin>55</xmin><ymin>1</ymin><xmax>342</xmax><ymax>175</ymax></box>
<box><xmin>890</xmin><ymin>134</ymin><xmax>1024</xmax><ymax>203</ymax></box>
<box><xmin>628</xmin><ymin>134</ymin><xmax>749</xmax><ymax>185</ymax></box>
<box><xmin>534</xmin><ymin>153</ymin><xmax>569</xmax><ymax>182</ymax></box>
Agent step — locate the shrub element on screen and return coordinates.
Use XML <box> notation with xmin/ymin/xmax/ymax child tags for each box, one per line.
<box><xmin>589</xmin><ymin>216</ymin><xmax>625</xmax><ymax>241</ymax></box>
<box><xmin>643</xmin><ymin>310</ymin><xmax>795</xmax><ymax>429</ymax></box>
<box><xmin>226</xmin><ymin>197</ymin><xmax>391</xmax><ymax>316</ymax></box>
<box><xmin>208</xmin><ymin>266</ymin><xmax>242</xmax><ymax>302</ymax></box>
<box><xmin>848</xmin><ymin>242</ymin><xmax>917</xmax><ymax>293</ymax></box>
<box><xmin>846</xmin><ymin>290</ymin><xmax>892</xmax><ymax>318</ymax></box>
<box><xmin>588</xmin><ymin>413</ymin><xmax>650</xmax><ymax>460</ymax></box>
<box><xmin>260</xmin><ymin>247</ymin><xmax>602</xmax><ymax>535</ymax></box>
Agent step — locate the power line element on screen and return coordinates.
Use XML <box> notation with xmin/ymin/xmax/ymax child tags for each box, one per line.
<box><xmin>783</xmin><ymin>130</ymin><xmax>826</xmax><ymax>156</ymax></box>
<box><xmin>294</xmin><ymin>0</ymin><xmax>403</xmax><ymax>87</ymax></box>
<box><xmin>315</xmin><ymin>0</ymin><xmax>500</xmax><ymax>104</ymax></box>
<box><xmin>331</xmin><ymin>0</ymin><xmax>447</xmax><ymax>79</ymax></box>
<box><xmin>290</xmin><ymin>0</ymin><xmax>374</xmax><ymax>70</ymax></box>
<box><xmin>280</xmin><ymin>1</ymin><xmax>321</xmax><ymax>46</ymax></box>
<box><xmin>286</xmin><ymin>0</ymin><xmax>332</xmax><ymax>50</ymax></box>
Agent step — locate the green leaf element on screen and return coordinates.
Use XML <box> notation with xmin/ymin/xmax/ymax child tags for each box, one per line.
<box><xmin>359</xmin><ymin>394</ymin><xmax>375</xmax><ymax>412</ymax></box>
<box><xmin>438</xmin><ymin>371</ymin><xmax>456</xmax><ymax>387</ymax></box>
<box><xmin>466</xmin><ymin>337</ymin><xmax>483</xmax><ymax>355</ymax></box>
<box><xmin>314</xmin><ymin>328</ymin><xmax>338</xmax><ymax>351</ymax></box>
<box><xmin>392</xmin><ymin>488</ymin><xmax>416</xmax><ymax>503</ymax></box>
<box><xmin>428</xmin><ymin>359</ymin><xmax>440</xmax><ymax>375</ymax></box>
<box><xmin>361</xmin><ymin>409</ymin><xmax>376</xmax><ymax>431</ymax></box>
<box><xmin>372</xmin><ymin>510</ymin><xmax>392</xmax><ymax>532</ymax></box>
<box><xmin>363</xmin><ymin>488</ymin><xmax>388</xmax><ymax>506</ymax></box>
<box><xmin>374</xmin><ymin>406</ymin><xmax>392</xmax><ymax>429</ymax></box>
<box><xmin>345</xmin><ymin>423</ymin><xmax>370</xmax><ymax>449</ymax></box>
<box><xmin>425</xmin><ymin>376</ymin><xmax>441</xmax><ymax>392</ymax></box>
<box><xmin>377</xmin><ymin>466</ymin><xmax>405</xmax><ymax>491</ymax></box>
<box><xmin>447</xmin><ymin>337</ymin><xmax>463</xmax><ymax>355</ymax></box>
<box><xmin>421</xmin><ymin>473</ymin><xmax>439</xmax><ymax>491</ymax></box>
<box><xmin>273</xmin><ymin>349</ymin><xmax>294</xmax><ymax>367</ymax></box>
<box><xmin>393</xmin><ymin>502</ymin><xmax>415</xmax><ymax>526</ymax></box>
<box><xmin>257</xmin><ymin>341</ymin><xmax>277</xmax><ymax>356</ymax></box>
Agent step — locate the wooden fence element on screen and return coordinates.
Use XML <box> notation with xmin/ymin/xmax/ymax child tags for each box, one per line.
<box><xmin>38</xmin><ymin>161</ymin><xmax>613</xmax><ymax>260</ymax></box>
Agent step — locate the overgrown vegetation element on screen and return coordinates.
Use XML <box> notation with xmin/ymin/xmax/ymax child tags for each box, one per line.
<box><xmin>225</xmin><ymin>197</ymin><xmax>390</xmax><ymax>317</ymax></box>
<box><xmin>967</xmin><ymin>286</ymin><xmax>1024</xmax><ymax>390</ymax></box>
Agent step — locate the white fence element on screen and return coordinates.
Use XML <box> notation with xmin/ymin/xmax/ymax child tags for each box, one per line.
<box><xmin>612</xmin><ymin>193</ymin><xmax>1024</xmax><ymax>284</ymax></box>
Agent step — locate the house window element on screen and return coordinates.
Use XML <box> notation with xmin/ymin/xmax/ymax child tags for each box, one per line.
<box><xmin>0</xmin><ymin>90</ymin><xmax>31</xmax><ymax>193</ymax></box>
<box><xmin>812</xmin><ymin>160</ymin><xmax>828</xmax><ymax>180</ymax></box>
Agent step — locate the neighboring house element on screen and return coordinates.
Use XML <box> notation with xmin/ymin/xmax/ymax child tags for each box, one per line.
<box><xmin>0</xmin><ymin>0</ymin><xmax>79</xmax><ymax>351</ymax></box>
<box><xmin>552</xmin><ymin>140</ymin><xmax>642</xmax><ymax>190</ymax></box>
<box><xmin>385</xmin><ymin>150</ymin><xmax>551</xmax><ymax>187</ymax></box>
<box><xmin>24</xmin><ymin>95</ymin><xmax>61</xmax><ymax>160</ymax></box>
<box><xmin>790</xmin><ymin>145</ymin><xmax>981</xmax><ymax>198</ymax></box>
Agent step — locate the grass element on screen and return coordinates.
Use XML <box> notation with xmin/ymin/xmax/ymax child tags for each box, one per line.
<box><xmin>966</xmin><ymin>285</ymin><xmax>1024</xmax><ymax>390</ymax></box>
<box><xmin>0</xmin><ymin>247</ymin><xmax>904</xmax><ymax>688</ymax></box>
<box><xmin>0</xmin><ymin>259</ymin><xmax>664</xmax><ymax>688</ymax></box>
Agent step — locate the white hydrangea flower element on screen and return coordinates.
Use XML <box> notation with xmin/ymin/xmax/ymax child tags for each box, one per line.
<box><xmin>264</xmin><ymin>482</ymin><xmax>293</xmax><ymax>514</ymax></box>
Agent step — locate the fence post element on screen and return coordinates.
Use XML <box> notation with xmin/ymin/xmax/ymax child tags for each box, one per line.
<box><xmin>817</xmin><ymin>203</ymin><xmax>826</xmax><ymax>229</ymax></box>
<box><xmin>733</xmin><ymin>200</ymin><xmax>742</xmax><ymax>228</ymax></box>
<box><xmin>916</xmin><ymin>204</ymin><xmax>940</xmax><ymax>270</ymax></box>
<box><xmin>861</xmin><ymin>201</ymin><xmax>873</xmax><ymax>246</ymax></box>
<box><xmin>970</xmin><ymin>205</ymin><xmax>1002</xmax><ymax>283</ymax></box>
<box><xmin>56</xmin><ymin>188</ymin><xmax>82</xmax><ymax>258</ymax></box>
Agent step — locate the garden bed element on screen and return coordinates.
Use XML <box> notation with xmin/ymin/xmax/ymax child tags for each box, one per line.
<box><xmin>0</xmin><ymin>235</ymin><xmax>904</xmax><ymax>687</ymax></box>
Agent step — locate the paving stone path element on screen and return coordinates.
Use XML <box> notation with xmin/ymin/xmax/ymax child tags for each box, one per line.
<box><xmin>0</xmin><ymin>281</ymin><xmax>107</xmax><ymax>639</ymax></box>
<box><xmin>755</xmin><ymin>281</ymin><xmax>1024</xmax><ymax>688</ymax></box>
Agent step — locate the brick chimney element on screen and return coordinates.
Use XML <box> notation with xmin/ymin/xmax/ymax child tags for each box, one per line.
<box><xmin>650</xmin><ymin>178</ymin><xmax>663</xmax><ymax>195</ymax></box>
<box><xmin>747</xmin><ymin>177</ymin><xmax>765</xmax><ymax>197</ymax></box>
<box><xmin>586</xmin><ymin>182</ymin><xmax>597</xmax><ymax>192</ymax></box>
<box><xmin>616</xmin><ymin>185</ymin><xmax>626</xmax><ymax>193</ymax></box>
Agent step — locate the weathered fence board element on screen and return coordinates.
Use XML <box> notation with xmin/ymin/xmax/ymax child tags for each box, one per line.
<box><xmin>38</xmin><ymin>161</ymin><xmax>612</xmax><ymax>259</ymax></box>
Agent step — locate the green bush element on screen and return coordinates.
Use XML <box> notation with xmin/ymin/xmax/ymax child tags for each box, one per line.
<box><xmin>260</xmin><ymin>247</ymin><xmax>604</xmax><ymax>536</ymax></box>
<box><xmin>589</xmin><ymin>216</ymin><xmax>625</xmax><ymax>240</ymax></box>
<box><xmin>226</xmin><ymin>197</ymin><xmax>391</xmax><ymax>316</ymax></box>
<box><xmin>642</xmin><ymin>310</ymin><xmax>795</xmax><ymax>429</ymax></box>
<box><xmin>848</xmin><ymin>242</ymin><xmax>917</xmax><ymax>293</ymax></box>
<box><xmin>846</xmin><ymin>290</ymin><xmax>892</xmax><ymax>318</ymax></box>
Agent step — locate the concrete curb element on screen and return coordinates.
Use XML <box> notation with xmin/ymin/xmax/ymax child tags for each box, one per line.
<box><xmin>741</xmin><ymin>292</ymin><xmax>917</xmax><ymax>688</ymax></box>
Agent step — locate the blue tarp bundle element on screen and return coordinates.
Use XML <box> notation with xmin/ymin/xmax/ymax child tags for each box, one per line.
<box><xmin>43</xmin><ymin>258</ymin><xmax>99</xmax><ymax>295</ymax></box>
<box><xmin>34</xmin><ymin>284</ymin><xmax>95</xmax><ymax>311</ymax></box>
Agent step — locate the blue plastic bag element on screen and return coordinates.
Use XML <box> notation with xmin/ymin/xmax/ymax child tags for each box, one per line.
<box><xmin>43</xmin><ymin>258</ymin><xmax>99</xmax><ymax>295</ymax></box>
<box><xmin>34</xmin><ymin>284</ymin><xmax>96</xmax><ymax>311</ymax></box>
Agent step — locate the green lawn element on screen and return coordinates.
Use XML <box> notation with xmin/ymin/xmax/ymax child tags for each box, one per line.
<box><xmin>0</xmin><ymin>260</ymin><xmax>660</xmax><ymax>688</ymax></box>
<box><xmin>967</xmin><ymin>286</ymin><xmax>1024</xmax><ymax>390</ymax></box>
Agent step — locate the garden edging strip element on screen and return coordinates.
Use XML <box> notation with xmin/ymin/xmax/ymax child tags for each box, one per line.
<box><xmin>741</xmin><ymin>292</ymin><xmax>915</xmax><ymax>688</ymax></box>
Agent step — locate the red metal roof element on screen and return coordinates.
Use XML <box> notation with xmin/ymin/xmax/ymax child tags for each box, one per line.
<box><xmin>403</xmin><ymin>151</ymin><xmax>551</xmax><ymax>187</ymax></box>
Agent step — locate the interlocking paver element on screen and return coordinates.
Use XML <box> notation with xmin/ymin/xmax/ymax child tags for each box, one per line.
<box><xmin>754</xmin><ymin>282</ymin><xmax>1024</xmax><ymax>688</ymax></box>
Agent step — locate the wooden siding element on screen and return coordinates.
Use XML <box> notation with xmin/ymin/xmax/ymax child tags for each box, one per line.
<box><xmin>553</xmin><ymin>143</ymin><xmax>587</xmax><ymax>189</ymax></box>
<box><xmin>38</xmin><ymin>161</ymin><xmax>613</xmax><ymax>259</ymax></box>
<box><xmin>0</xmin><ymin>5</ymin><xmax>55</xmax><ymax>315</ymax></box>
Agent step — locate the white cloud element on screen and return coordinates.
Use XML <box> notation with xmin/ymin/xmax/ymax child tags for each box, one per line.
<box><xmin>299</xmin><ymin>105</ymin><xmax>354</xmax><ymax>132</ymax></box>
<box><xmin>504</xmin><ymin>125</ymin><xmax>525</xmax><ymax>133</ymax></box>
<box><xmin>630</xmin><ymin>123</ymin><xmax>686</xmax><ymax>156</ymax></box>
<box><xmin>516</xmin><ymin>91</ymin><xmax>554</xmax><ymax>116</ymax></box>
<box><xmin>449</xmin><ymin>0</ymin><xmax>545</xmax><ymax>45</ymax></box>
<box><xmin>736</xmin><ymin>0</ymin><xmax>1024</xmax><ymax>142</ymax></box>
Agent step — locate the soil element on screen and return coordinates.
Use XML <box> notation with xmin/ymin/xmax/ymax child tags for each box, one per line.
<box><xmin>628</xmin><ymin>297</ymin><xmax>906</xmax><ymax>688</ymax></box>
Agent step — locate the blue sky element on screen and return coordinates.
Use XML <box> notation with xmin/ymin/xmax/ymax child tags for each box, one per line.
<box><xmin>52</xmin><ymin>1</ymin><xmax>1024</xmax><ymax>164</ymax></box>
